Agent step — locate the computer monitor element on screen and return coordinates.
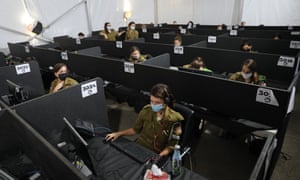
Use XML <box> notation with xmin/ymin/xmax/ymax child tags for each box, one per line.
<box><xmin>178</xmin><ymin>66</ymin><xmax>213</xmax><ymax>76</ymax></box>
<box><xmin>5</xmin><ymin>80</ymin><xmax>28</xmax><ymax>105</ymax></box>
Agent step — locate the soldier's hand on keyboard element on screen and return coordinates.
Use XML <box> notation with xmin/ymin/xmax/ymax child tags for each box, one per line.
<box><xmin>105</xmin><ymin>132</ymin><xmax>120</xmax><ymax>142</ymax></box>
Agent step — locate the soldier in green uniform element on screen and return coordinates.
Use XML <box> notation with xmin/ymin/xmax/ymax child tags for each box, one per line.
<box><xmin>49</xmin><ymin>63</ymin><xmax>78</xmax><ymax>93</ymax></box>
<box><xmin>229</xmin><ymin>59</ymin><xmax>259</xmax><ymax>84</ymax></box>
<box><xmin>99</xmin><ymin>22</ymin><xmax>125</xmax><ymax>41</ymax></box>
<box><xmin>105</xmin><ymin>83</ymin><xmax>184</xmax><ymax>157</ymax></box>
<box><xmin>128</xmin><ymin>46</ymin><xmax>149</xmax><ymax>63</ymax></box>
<box><xmin>125</xmin><ymin>21</ymin><xmax>139</xmax><ymax>40</ymax></box>
<box><xmin>183</xmin><ymin>57</ymin><xmax>212</xmax><ymax>72</ymax></box>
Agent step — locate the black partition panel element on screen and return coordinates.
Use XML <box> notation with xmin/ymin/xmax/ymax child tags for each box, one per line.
<box><xmin>0</xmin><ymin>105</ymin><xmax>86</xmax><ymax>179</ymax></box>
<box><xmin>140</xmin><ymin>33</ymin><xmax>207</xmax><ymax>45</ymax></box>
<box><xmin>69</xmin><ymin>54</ymin><xmax>292</xmax><ymax>128</ymax></box>
<box><xmin>0</xmin><ymin>61</ymin><xmax>45</xmax><ymax>100</ymax></box>
<box><xmin>206</xmin><ymin>37</ymin><xmax>300</xmax><ymax>56</ymax></box>
<box><xmin>8</xmin><ymin>42</ymin><xmax>32</xmax><ymax>59</ymax></box>
<box><xmin>170</xmin><ymin>46</ymin><xmax>297</xmax><ymax>84</ymax></box>
<box><xmin>14</xmin><ymin>78</ymin><xmax>109</xmax><ymax>142</ymax></box>
<box><xmin>0</xmin><ymin>53</ymin><xmax>6</xmax><ymax>67</ymax></box>
<box><xmin>30</xmin><ymin>47</ymin><xmax>69</xmax><ymax>71</ymax></box>
<box><xmin>141</xmin><ymin>53</ymin><xmax>170</xmax><ymax>68</ymax></box>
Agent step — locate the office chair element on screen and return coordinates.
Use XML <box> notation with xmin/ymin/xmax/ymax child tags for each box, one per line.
<box><xmin>173</xmin><ymin>103</ymin><xmax>196</xmax><ymax>169</ymax></box>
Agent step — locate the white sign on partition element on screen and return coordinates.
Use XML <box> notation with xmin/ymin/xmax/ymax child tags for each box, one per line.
<box><xmin>153</xmin><ymin>33</ymin><xmax>160</xmax><ymax>40</ymax></box>
<box><xmin>174</xmin><ymin>46</ymin><xmax>184</xmax><ymax>54</ymax></box>
<box><xmin>124</xmin><ymin>62</ymin><xmax>135</xmax><ymax>73</ymax></box>
<box><xmin>288</xmin><ymin>26</ymin><xmax>293</xmax><ymax>30</ymax></box>
<box><xmin>61</xmin><ymin>51</ymin><xmax>69</xmax><ymax>60</ymax></box>
<box><xmin>25</xmin><ymin>45</ymin><xmax>30</xmax><ymax>53</ymax></box>
<box><xmin>76</xmin><ymin>38</ymin><xmax>81</xmax><ymax>45</ymax></box>
<box><xmin>180</xmin><ymin>28</ymin><xmax>186</xmax><ymax>34</ymax></box>
<box><xmin>226</xmin><ymin>25</ymin><xmax>232</xmax><ymax>30</ymax></box>
<box><xmin>230</xmin><ymin>30</ymin><xmax>238</xmax><ymax>36</ymax></box>
<box><xmin>116</xmin><ymin>41</ymin><xmax>123</xmax><ymax>48</ymax></box>
<box><xmin>81</xmin><ymin>81</ymin><xmax>98</xmax><ymax>98</ymax></box>
<box><xmin>15</xmin><ymin>63</ymin><xmax>31</xmax><ymax>75</ymax></box>
<box><xmin>277</xmin><ymin>56</ymin><xmax>295</xmax><ymax>68</ymax></box>
<box><xmin>142</xmin><ymin>28</ymin><xmax>147</xmax><ymax>33</ymax></box>
<box><xmin>207</xmin><ymin>36</ymin><xmax>217</xmax><ymax>43</ymax></box>
<box><xmin>291</xmin><ymin>31</ymin><xmax>300</xmax><ymax>36</ymax></box>
<box><xmin>256</xmin><ymin>88</ymin><xmax>279</xmax><ymax>106</ymax></box>
<box><xmin>289</xmin><ymin>41</ymin><xmax>300</xmax><ymax>49</ymax></box>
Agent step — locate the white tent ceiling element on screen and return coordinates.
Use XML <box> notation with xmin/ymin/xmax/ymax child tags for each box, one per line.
<box><xmin>0</xmin><ymin>0</ymin><xmax>300</xmax><ymax>51</ymax></box>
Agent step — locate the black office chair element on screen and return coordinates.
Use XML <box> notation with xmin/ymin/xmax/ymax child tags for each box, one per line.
<box><xmin>173</xmin><ymin>103</ymin><xmax>196</xmax><ymax>169</ymax></box>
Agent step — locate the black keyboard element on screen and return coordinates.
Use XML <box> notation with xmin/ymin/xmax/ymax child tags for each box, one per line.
<box><xmin>110</xmin><ymin>137</ymin><xmax>159</xmax><ymax>164</ymax></box>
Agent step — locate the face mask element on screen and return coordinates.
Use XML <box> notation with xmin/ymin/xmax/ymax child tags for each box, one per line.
<box><xmin>151</xmin><ymin>103</ymin><xmax>164</xmax><ymax>112</ymax></box>
<box><xmin>131</xmin><ymin>55</ymin><xmax>140</xmax><ymax>60</ymax></box>
<box><xmin>107</xmin><ymin>26</ymin><xmax>112</xmax><ymax>31</ymax></box>
<box><xmin>58</xmin><ymin>73</ymin><xmax>68</xmax><ymax>81</ymax></box>
<box><xmin>130</xmin><ymin>26</ymin><xmax>135</xmax><ymax>30</ymax></box>
<box><xmin>241</xmin><ymin>72</ymin><xmax>252</xmax><ymax>80</ymax></box>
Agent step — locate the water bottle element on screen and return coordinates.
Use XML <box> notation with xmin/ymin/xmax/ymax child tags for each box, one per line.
<box><xmin>172</xmin><ymin>144</ymin><xmax>181</xmax><ymax>176</ymax></box>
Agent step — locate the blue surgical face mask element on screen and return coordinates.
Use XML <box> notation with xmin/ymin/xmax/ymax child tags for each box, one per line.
<box><xmin>151</xmin><ymin>103</ymin><xmax>164</xmax><ymax>112</ymax></box>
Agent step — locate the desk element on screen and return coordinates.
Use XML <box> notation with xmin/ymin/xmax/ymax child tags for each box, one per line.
<box><xmin>87</xmin><ymin>136</ymin><xmax>207</xmax><ymax>180</ymax></box>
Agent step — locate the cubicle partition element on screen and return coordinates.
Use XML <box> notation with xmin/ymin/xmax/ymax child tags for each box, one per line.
<box><xmin>206</xmin><ymin>36</ymin><xmax>300</xmax><ymax>56</ymax></box>
<box><xmin>139</xmin><ymin>33</ymin><xmax>207</xmax><ymax>45</ymax></box>
<box><xmin>0</xmin><ymin>61</ymin><xmax>45</xmax><ymax>104</ymax></box>
<box><xmin>0</xmin><ymin>101</ymin><xmax>86</xmax><ymax>179</ymax></box>
<box><xmin>221</xmin><ymin>30</ymin><xmax>300</xmax><ymax>40</ymax></box>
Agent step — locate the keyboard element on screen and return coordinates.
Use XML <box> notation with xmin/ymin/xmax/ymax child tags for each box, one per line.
<box><xmin>110</xmin><ymin>137</ymin><xmax>159</xmax><ymax>164</ymax></box>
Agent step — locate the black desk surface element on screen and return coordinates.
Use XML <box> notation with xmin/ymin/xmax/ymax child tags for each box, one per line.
<box><xmin>87</xmin><ymin>136</ymin><xmax>207</xmax><ymax>180</ymax></box>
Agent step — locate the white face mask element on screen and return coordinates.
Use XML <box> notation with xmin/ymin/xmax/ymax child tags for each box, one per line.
<box><xmin>107</xmin><ymin>26</ymin><xmax>112</xmax><ymax>31</ymax></box>
<box><xmin>130</xmin><ymin>26</ymin><xmax>135</xmax><ymax>30</ymax></box>
<box><xmin>241</xmin><ymin>72</ymin><xmax>252</xmax><ymax>79</ymax></box>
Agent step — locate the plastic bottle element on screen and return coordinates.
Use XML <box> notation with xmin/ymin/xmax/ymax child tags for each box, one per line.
<box><xmin>171</xmin><ymin>144</ymin><xmax>181</xmax><ymax>176</ymax></box>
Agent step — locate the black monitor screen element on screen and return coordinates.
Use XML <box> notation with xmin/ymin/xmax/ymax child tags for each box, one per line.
<box><xmin>6</xmin><ymin>80</ymin><xmax>28</xmax><ymax>105</ymax></box>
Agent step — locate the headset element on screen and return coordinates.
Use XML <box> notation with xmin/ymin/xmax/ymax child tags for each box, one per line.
<box><xmin>162</xmin><ymin>86</ymin><xmax>171</xmax><ymax>105</ymax></box>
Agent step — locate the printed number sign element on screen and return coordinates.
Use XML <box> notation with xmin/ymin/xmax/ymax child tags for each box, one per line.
<box><xmin>116</xmin><ymin>41</ymin><xmax>123</xmax><ymax>48</ymax></box>
<box><xmin>277</xmin><ymin>56</ymin><xmax>295</xmax><ymax>67</ymax></box>
<box><xmin>81</xmin><ymin>81</ymin><xmax>98</xmax><ymax>98</ymax></box>
<box><xmin>142</xmin><ymin>28</ymin><xmax>147</xmax><ymax>33</ymax></box>
<box><xmin>207</xmin><ymin>36</ymin><xmax>217</xmax><ymax>43</ymax></box>
<box><xmin>289</xmin><ymin>41</ymin><xmax>300</xmax><ymax>49</ymax></box>
<box><xmin>256</xmin><ymin>88</ymin><xmax>279</xmax><ymax>106</ymax></box>
<box><xmin>227</xmin><ymin>25</ymin><xmax>232</xmax><ymax>30</ymax></box>
<box><xmin>180</xmin><ymin>28</ymin><xmax>186</xmax><ymax>34</ymax></box>
<box><xmin>61</xmin><ymin>51</ymin><xmax>68</xmax><ymax>60</ymax></box>
<box><xmin>76</xmin><ymin>38</ymin><xmax>81</xmax><ymax>45</ymax></box>
<box><xmin>25</xmin><ymin>45</ymin><xmax>30</xmax><ymax>53</ymax></box>
<box><xmin>15</xmin><ymin>63</ymin><xmax>31</xmax><ymax>75</ymax></box>
<box><xmin>153</xmin><ymin>33</ymin><xmax>160</xmax><ymax>40</ymax></box>
<box><xmin>291</xmin><ymin>31</ymin><xmax>300</xmax><ymax>36</ymax></box>
<box><xmin>174</xmin><ymin>46</ymin><xmax>184</xmax><ymax>54</ymax></box>
<box><xmin>230</xmin><ymin>30</ymin><xmax>238</xmax><ymax>36</ymax></box>
<box><xmin>124</xmin><ymin>62</ymin><xmax>135</xmax><ymax>73</ymax></box>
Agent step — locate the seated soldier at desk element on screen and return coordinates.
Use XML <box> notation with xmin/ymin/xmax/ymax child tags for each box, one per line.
<box><xmin>229</xmin><ymin>59</ymin><xmax>259</xmax><ymax>84</ymax></box>
<box><xmin>99</xmin><ymin>22</ymin><xmax>125</xmax><ymax>41</ymax></box>
<box><xmin>173</xmin><ymin>35</ymin><xmax>182</xmax><ymax>46</ymax></box>
<box><xmin>125</xmin><ymin>21</ymin><xmax>139</xmax><ymax>40</ymax></box>
<box><xmin>183</xmin><ymin>57</ymin><xmax>212</xmax><ymax>72</ymax></box>
<box><xmin>49</xmin><ymin>63</ymin><xmax>78</xmax><ymax>93</ymax></box>
<box><xmin>105</xmin><ymin>83</ymin><xmax>184</xmax><ymax>157</ymax></box>
<box><xmin>128</xmin><ymin>46</ymin><xmax>150</xmax><ymax>63</ymax></box>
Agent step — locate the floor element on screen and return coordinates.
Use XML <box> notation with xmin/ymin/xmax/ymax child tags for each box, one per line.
<box><xmin>105</xmin><ymin>83</ymin><xmax>300</xmax><ymax>180</ymax></box>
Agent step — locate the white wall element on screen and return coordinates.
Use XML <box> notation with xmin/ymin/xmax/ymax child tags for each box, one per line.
<box><xmin>1</xmin><ymin>0</ymin><xmax>300</xmax><ymax>51</ymax></box>
<box><xmin>157</xmin><ymin>0</ymin><xmax>194</xmax><ymax>24</ymax></box>
<box><xmin>194</xmin><ymin>0</ymin><xmax>242</xmax><ymax>25</ymax></box>
<box><xmin>242</xmin><ymin>0</ymin><xmax>300</xmax><ymax>26</ymax></box>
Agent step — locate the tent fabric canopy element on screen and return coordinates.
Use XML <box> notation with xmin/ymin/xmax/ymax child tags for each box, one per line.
<box><xmin>0</xmin><ymin>0</ymin><xmax>300</xmax><ymax>49</ymax></box>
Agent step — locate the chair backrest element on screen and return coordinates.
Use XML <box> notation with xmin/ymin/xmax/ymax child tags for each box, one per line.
<box><xmin>173</xmin><ymin>103</ymin><xmax>195</xmax><ymax>148</ymax></box>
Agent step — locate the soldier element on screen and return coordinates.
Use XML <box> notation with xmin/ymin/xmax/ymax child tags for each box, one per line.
<box><xmin>125</xmin><ymin>21</ymin><xmax>139</xmax><ymax>40</ymax></box>
<box><xmin>99</xmin><ymin>22</ymin><xmax>125</xmax><ymax>41</ymax></box>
